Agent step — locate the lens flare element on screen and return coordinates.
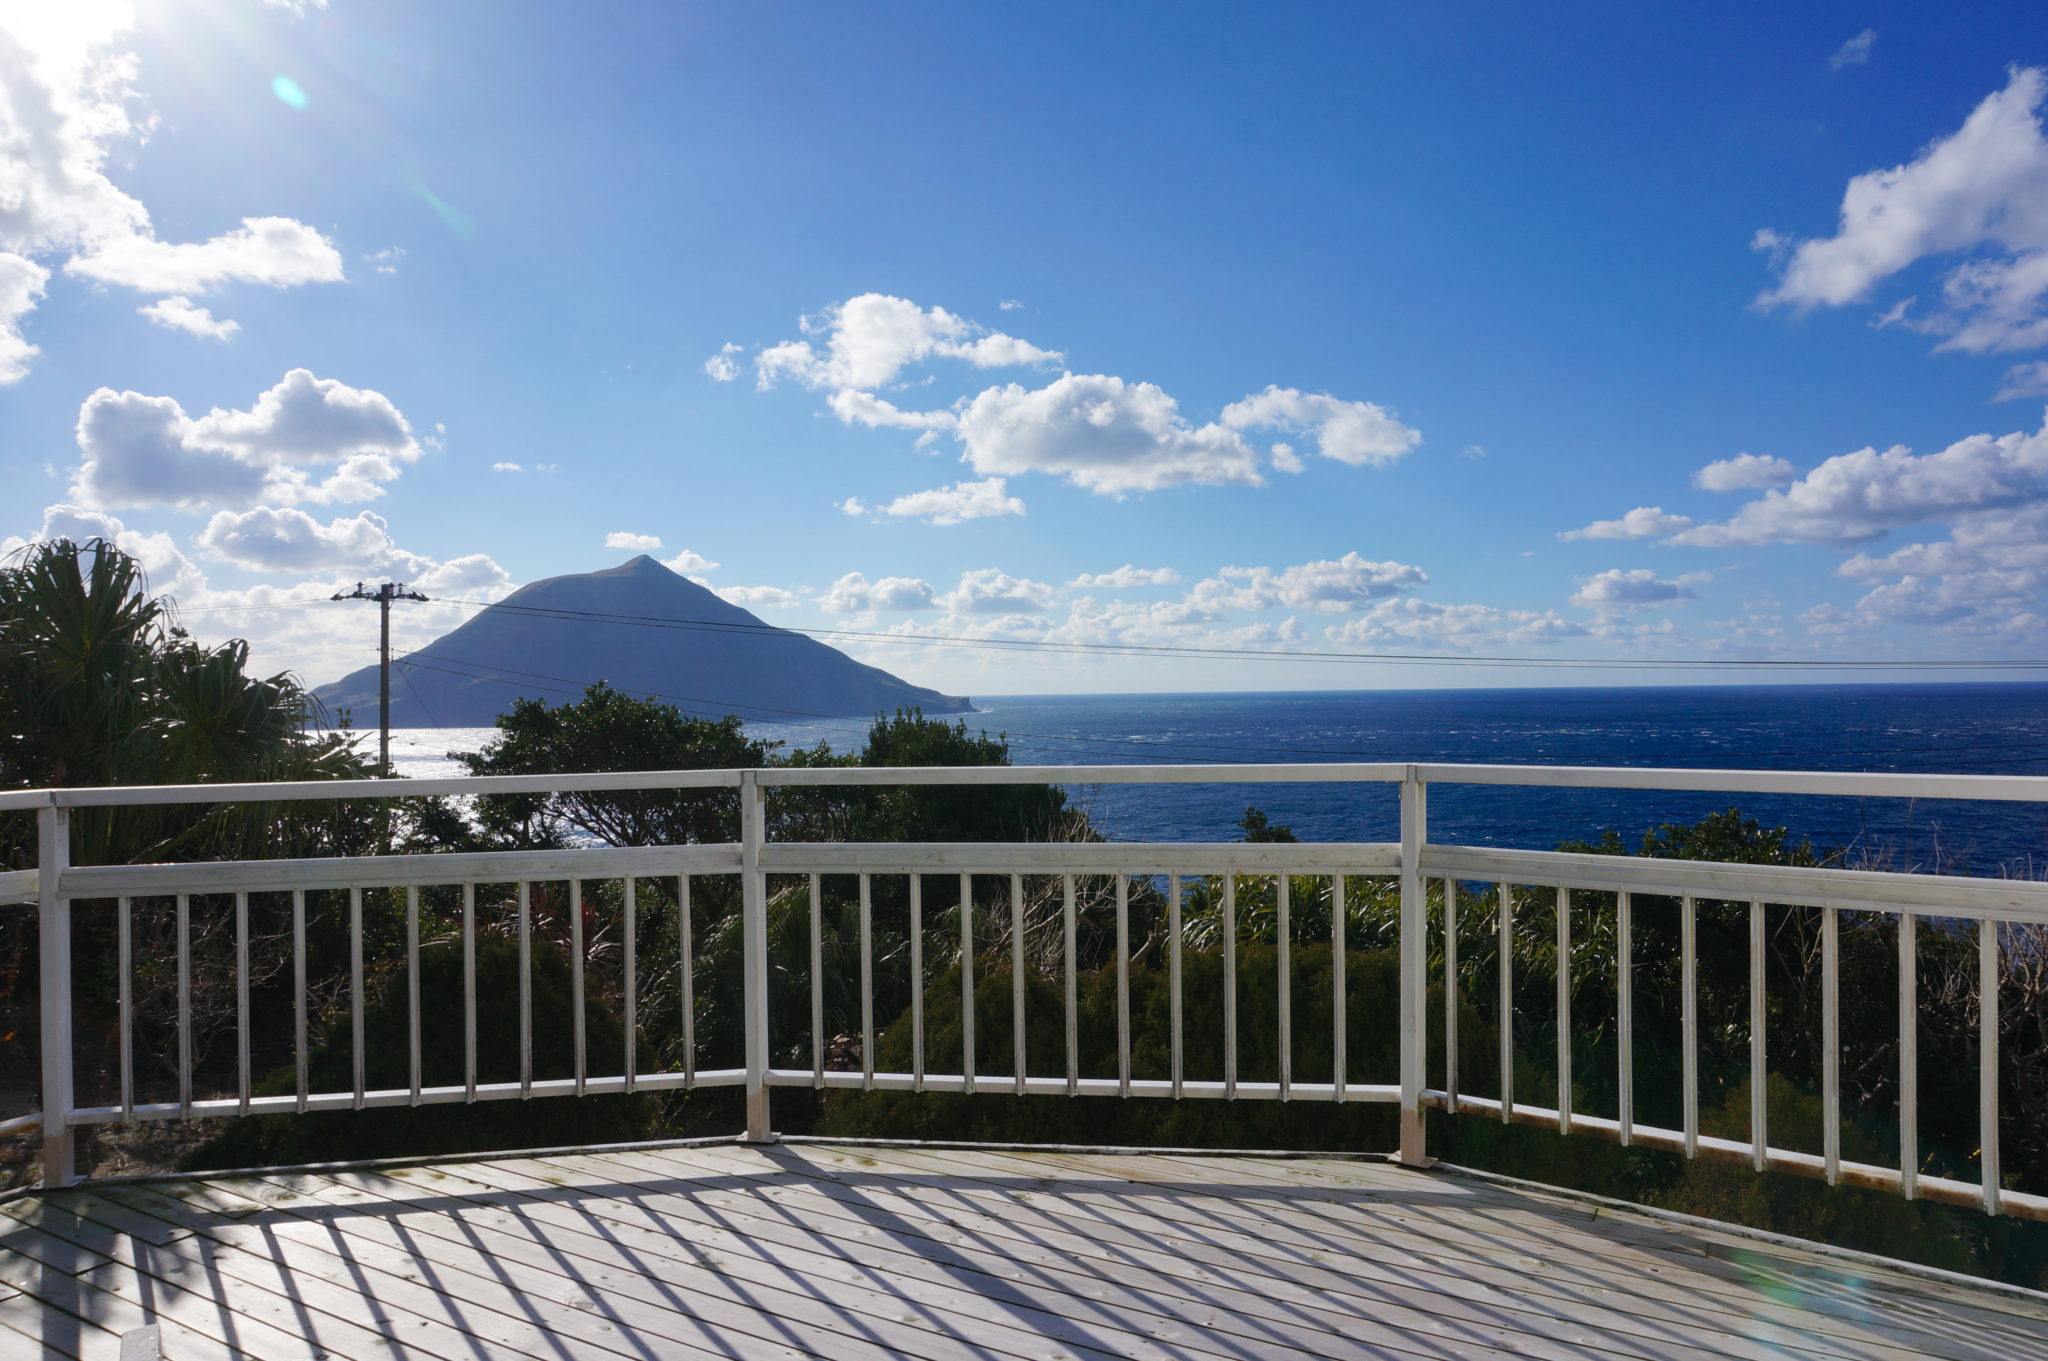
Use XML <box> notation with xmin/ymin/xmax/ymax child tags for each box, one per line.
<box><xmin>400</xmin><ymin>168</ymin><xmax>477</xmax><ymax>239</ymax></box>
<box><xmin>272</xmin><ymin>76</ymin><xmax>309</xmax><ymax>110</ymax></box>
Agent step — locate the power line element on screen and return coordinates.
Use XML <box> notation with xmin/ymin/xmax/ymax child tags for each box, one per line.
<box><xmin>393</xmin><ymin>650</ymin><xmax>2048</xmax><ymax>774</ymax></box>
<box><xmin>416</xmin><ymin>595</ymin><xmax>2048</xmax><ymax>673</ymax></box>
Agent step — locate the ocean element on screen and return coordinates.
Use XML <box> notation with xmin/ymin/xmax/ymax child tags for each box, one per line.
<box><xmin>386</xmin><ymin>682</ymin><xmax>2048</xmax><ymax>875</ymax></box>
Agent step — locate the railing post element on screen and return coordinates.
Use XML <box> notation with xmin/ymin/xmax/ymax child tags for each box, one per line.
<box><xmin>38</xmin><ymin>802</ymin><xmax>75</xmax><ymax>1188</ymax></box>
<box><xmin>739</xmin><ymin>770</ymin><xmax>775</xmax><ymax>1143</ymax></box>
<box><xmin>1398</xmin><ymin>768</ymin><xmax>1430</xmax><ymax>1166</ymax></box>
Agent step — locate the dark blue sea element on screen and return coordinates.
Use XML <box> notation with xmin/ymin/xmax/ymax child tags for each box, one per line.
<box><xmin>392</xmin><ymin>683</ymin><xmax>2048</xmax><ymax>875</ymax></box>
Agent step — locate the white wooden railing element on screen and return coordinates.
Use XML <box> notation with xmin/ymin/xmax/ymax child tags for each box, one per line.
<box><xmin>3</xmin><ymin>762</ymin><xmax>2045</xmax><ymax>1222</ymax></box>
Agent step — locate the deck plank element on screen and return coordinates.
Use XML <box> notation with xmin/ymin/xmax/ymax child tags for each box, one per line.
<box><xmin>98</xmin><ymin>1179</ymin><xmax>813</xmax><ymax>1361</ymax></box>
<box><xmin>346</xmin><ymin>1154</ymin><xmax>1529</xmax><ymax>1361</ymax></box>
<box><xmin>563</xmin><ymin>1147</ymin><xmax>1837</xmax><ymax>1361</ymax></box>
<box><xmin>732</xmin><ymin>1143</ymin><xmax>2045</xmax><ymax>1361</ymax></box>
<box><xmin>2</xmin><ymin>1141</ymin><xmax>2040</xmax><ymax>1361</ymax></box>
<box><xmin>249</xmin><ymin>1158</ymin><xmax>1418</xmax><ymax>1361</ymax></box>
<box><xmin>589</xmin><ymin>1143</ymin><xmax>1941</xmax><ymax>1361</ymax></box>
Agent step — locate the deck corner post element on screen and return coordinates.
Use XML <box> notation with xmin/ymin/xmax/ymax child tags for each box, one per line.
<box><xmin>38</xmin><ymin>800</ymin><xmax>75</xmax><ymax>1188</ymax></box>
<box><xmin>1397</xmin><ymin>768</ymin><xmax>1430</xmax><ymax>1166</ymax></box>
<box><xmin>739</xmin><ymin>770</ymin><xmax>775</xmax><ymax>1143</ymax></box>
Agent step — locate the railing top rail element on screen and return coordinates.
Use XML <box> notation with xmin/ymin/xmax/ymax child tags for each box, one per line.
<box><xmin>8</xmin><ymin>760</ymin><xmax>2048</xmax><ymax>812</ymax></box>
<box><xmin>1412</xmin><ymin>762</ymin><xmax>2048</xmax><ymax>803</ymax></box>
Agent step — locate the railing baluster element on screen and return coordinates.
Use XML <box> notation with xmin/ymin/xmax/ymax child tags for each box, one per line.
<box><xmin>178</xmin><ymin>892</ymin><xmax>192</xmax><ymax>1119</ymax></box>
<box><xmin>1223</xmin><ymin>874</ymin><xmax>1238</xmax><ymax>1099</ymax></box>
<box><xmin>1617</xmin><ymin>890</ymin><xmax>1632</xmax><ymax>1147</ymax></box>
<box><xmin>1981</xmin><ymin>919</ymin><xmax>2001</xmax><ymax>1215</ymax></box>
<box><xmin>119</xmin><ymin>896</ymin><xmax>133</xmax><ymax>1124</ymax></box>
<box><xmin>810</xmin><ymin>871</ymin><xmax>824</xmax><ymax>1089</ymax></box>
<box><xmin>463</xmin><ymin>883</ymin><xmax>476</xmax><ymax>1103</ymax></box>
<box><xmin>863</xmin><ymin>873</ymin><xmax>877</xmax><ymax>1091</ymax></box>
<box><xmin>1332</xmin><ymin>874</ymin><xmax>1346</xmax><ymax>1103</ymax></box>
<box><xmin>1063</xmin><ymin>874</ymin><xmax>1077</xmax><ymax>1097</ymax></box>
<box><xmin>624</xmin><ymin>876</ymin><xmax>637</xmax><ymax>1094</ymax></box>
<box><xmin>1822</xmin><ymin>904</ymin><xmax>1839</xmax><ymax>1184</ymax></box>
<box><xmin>961</xmin><ymin>871</ymin><xmax>975</xmax><ymax>1092</ymax></box>
<box><xmin>408</xmin><ymin>885</ymin><xmax>422</xmax><ymax>1106</ymax></box>
<box><xmin>1009</xmin><ymin>873</ymin><xmax>1024</xmax><ymax>1096</ymax></box>
<box><xmin>1443</xmin><ymin>877</ymin><xmax>1457</xmax><ymax>1113</ymax></box>
<box><xmin>1169</xmin><ymin>873</ymin><xmax>1183</xmax><ymax>1100</ymax></box>
<box><xmin>1750</xmin><ymin>899</ymin><xmax>1766</xmax><ymax>1173</ymax></box>
<box><xmin>348</xmin><ymin>888</ymin><xmax>362</xmax><ymax>1111</ymax></box>
<box><xmin>1556</xmin><ymin>885</ymin><xmax>1571</xmax><ymax>1136</ymax></box>
<box><xmin>236</xmin><ymin>892</ymin><xmax>251</xmax><ymax>1116</ymax></box>
<box><xmin>570</xmin><ymin>878</ymin><xmax>585</xmax><ymax>1098</ymax></box>
<box><xmin>739</xmin><ymin>770</ymin><xmax>769</xmax><ymax>1141</ymax></box>
<box><xmin>680</xmin><ymin>874</ymin><xmax>695</xmax><ymax>1086</ymax></box>
<box><xmin>1682</xmin><ymin>894</ymin><xmax>1698</xmax><ymax>1159</ymax></box>
<box><xmin>1398</xmin><ymin>771</ymin><xmax>1427</xmax><ymax>1164</ymax></box>
<box><xmin>1899</xmin><ymin>910</ymin><xmax>1917</xmax><ymax>1201</ymax></box>
<box><xmin>294</xmin><ymin>889</ymin><xmax>308</xmax><ymax>1114</ymax></box>
<box><xmin>518</xmin><ymin>881</ymin><xmax>531</xmax><ymax>1100</ymax></box>
<box><xmin>1277</xmin><ymin>872</ymin><xmax>1291</xmax><ymax>1101</ymax></box>
<box><xmin>36</xmin><ymin>805</ymin><xmax>74</xmax><ymax>1186</ymax></box>
<box><xmin>1498</xmin><ymin>881</ymin><xmax>1513</xmax><ymax>1124</ymax></box>
<box><xmin>1117</xmin><ymin>873</ymin><xmax>1132</xmax><ymax>1099</ymax></box>
<box><xmin>911</xmin><ymin>874</ymin><xmax>924</xmax><ymax>1093</ymax></box>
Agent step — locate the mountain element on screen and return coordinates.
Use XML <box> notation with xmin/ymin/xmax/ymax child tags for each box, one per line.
<box><xmin>312</xmin><ymin>556</ymin><xmax>970</xmax><ymax>727</ymax></box>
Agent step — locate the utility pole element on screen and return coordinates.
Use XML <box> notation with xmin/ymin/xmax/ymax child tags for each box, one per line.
<box><xmin>332</xmin><ymin>581</ymin><xmax>429</xmax><ymax>774</ymax></box>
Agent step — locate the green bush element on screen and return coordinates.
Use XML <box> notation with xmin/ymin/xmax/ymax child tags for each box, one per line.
<box><xmin>183</xmin><ymin>934</ymin><xmax>661</xmax><ymax>1170</ymax></box>
<box><xmin>823</xmin><ymin>944</ymin><xmax>1440</xmax><ymax>1151</ymax></box>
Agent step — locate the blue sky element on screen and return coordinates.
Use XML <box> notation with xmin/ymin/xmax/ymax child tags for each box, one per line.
<box><xmin>5</xmin><ymin>1</ymin><xmax>2048</xmax><ymax>698</ymax></box>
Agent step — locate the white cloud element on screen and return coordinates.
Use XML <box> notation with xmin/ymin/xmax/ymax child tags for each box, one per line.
<box><xmin>1757</xmin><ymin>68</ymin><xmax>2048</xmax><ymax>354</ymax></box>
<box><xmin>1324</xmin><ymin>598</ymin><xmax>1589</xmax><ymax>648</ymax></box>
<box><xmin>1674</xmin><ymin>413</ymin><xmax>2048</xmax><ymax>547</ymax></box>
<box><xmin>821</xmin><ymin>571</ymin><xmax>938</xmax><ymax>614</ymax></box>
<box><xmin>1694</xmin><ymin>452</ymin><xmax>1797</xmax><ymax>491</ymax></box>
<box><xmin>846</xmin><ymin>476</ymin><xmax>1026</xmax><ymax>525</ymax></box>
<box><xmin>491</xmin><ymin>462</ymin><xmax>523</xmax><ymax>473</ymax></box>
<box><xmin>0</xmin><ymin>252</ymin><xmax>48</xmax><ymax>382</ymax></box>
<box><xmin>1218</xmin><ymin>385</ymin><xmax>1421</xmax><ymax>468</ymax></box>
<box><xmin>68</xmin><ymin>369</ymin><xmax>421</xmax><ymax>512</ymax></box>
<box><xmin>1995</xmin><ymin>361</ymin><xmax>2048</xmax><ymax>402</ymax></box>
<box><xmin>137</xmin><ymin>295</ymin><xmax>238</xmax><ymax>340</ymax></box>
<box><xmin>605</xmin><ymin>531</ymin><xmax>664</xmax><ymax>552</ymax></box>
<box><xmin>954</xmin><ymin>374</ymin><xmax>1262</xmax><ymax>495</ymax></box>
<box><xmin>755</xmin><ymin>293</ymin><xmax>1060</xmax><ymax>391</ymax></box>
<box><xmin>1559</xmin><ymin>506</ymin><xmax>1694</xmax><ymax>540</ymax></box>
<box><xmin>0</xmin><ymin>9</ymin><xmax>346</xmax><ymax>379</ymax></box>
<box><xmin>662</xmin><ymin>548</ymin><xmax>718</xmax><ymax>574</ymax></box>
<box><xmin>412</xmin><ymin>553</ymin><xmax>513</xmax><ymax>596</ymax></box>
<box><xmin>1067</xmin><ymin>564</ymin><xmax>1182</xmax><ymax>589</ymax></box>
<box><xmin>196</xmin><ymin>507</ymin><xmax>422</xmax><ymax>574</ymax></box>
<box><xmin>1</xmin><ymin>502</ymin><xmax>208</xmax><ymax>599</ymax></box>
<box><xmin>743</xmin><ymin>292</ymin><xmax>1421</xmax><ymax>505</ymax></box>
<box><xmin>364</xmin><ymin>247</ymin><xmax>403</xmax><ymax>275</ymax></box>
<box><xmin>1828</xmin><ymin>29</ymin><xmax>1876</xmax><ymax>71</ymax></box>
<box><xmin>715</xmin><ymin>584</ymin><xmax>798</xmax><ymax>610</ymax></box>
<box><xmin>702</xmin><ymin>342</ymin><xmax>741</xmax><ymax>382</ymax></box>
<box><xmin>938</xmin><ymin>569</ymin><xmax>1058</xmax><ymax>614</ymax></box>
<box><xmin>828</xmin><ymin>388</ymin><xmax>957</xmax><ymax>432</ymax></box>
<box><xmin>1570</xmin><ymin>568</ymin><xmax>1701</xmax><ymax>610</ymax></box>
<box><xmin>999</xmin><ymin>299</ymin><xmax>1023</xmax><ymax>311</ymax></box>
<box><xmin>1177</xmin><ymin>554</ymin><xmax>1428</xmax><ymax>618</ymax></box>
<box><xmin>63</xmin><ymin>214</ymin><xmax>344</xmax><ymax>294</ymax></box>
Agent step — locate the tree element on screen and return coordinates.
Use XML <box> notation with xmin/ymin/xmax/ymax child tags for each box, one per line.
<box><xmin>0</xmin><ymin>537</ymin><xmax>372</xmax><ymax>868</ymax></box>
<box><xmin>459</xmin><ymin>681</ymin><xmax>782</xmax><ymax>848</ymax></box>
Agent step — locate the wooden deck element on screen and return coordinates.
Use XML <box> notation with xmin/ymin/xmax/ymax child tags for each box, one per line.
<box><xmin>0</xmin><ymin>1141</ymin><xmax>2044</xmax><ymax>1361</ymax></box>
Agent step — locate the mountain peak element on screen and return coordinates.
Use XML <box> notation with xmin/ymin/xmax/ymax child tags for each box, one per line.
<box><xmin>314</xmin><ymin>556</ymin><xmax>969</xmax><ymax>726</ymax></box>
